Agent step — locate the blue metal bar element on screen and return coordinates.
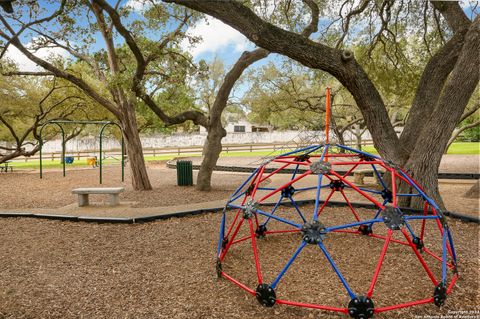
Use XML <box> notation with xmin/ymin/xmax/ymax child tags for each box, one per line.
<box><xmin>228</xmin><ymin>191</ymin><xmax>247</xmax><ymax>204</ymax></box>
<box><xmin>344</xmin><ymin>185</ymin><xmax>384</xmax><ymax>195</ymax></box>
<box><xmin>288</xmin><ymin>194</ymin><xmax>307</xmax><ymax>223</ymax></box>
<box><xmin>405</xmin><ymin>215</ymin><xmax>440</xmax><ymax>221</ymax></box>
<box><xmin>326</xmin><ymin>218</ymin><xmax>383</xmax><ymax>232</ymax></box>
<box><xmin>217</xmin><ymin>212</ymin><xmax>226</xmax><ymax>257</ymax></box>
<box><xmin>336</xmin><ymin>144</ymin><xmax>381</xmax><ymax>159</ymax></box>
<box><xmin>296</xmin><ymin>186</ymin><xmax>327</xmax><ymax>191</ymax></box>
<box><xmin>442</xmin><ymin>229</ymin><xmax>448</xmax><ymax>283</ymax></box>
<box><xmin>256</xmin><ymin>208</ymin><xmax>302</xmax><ymax>229</ymax></box>
<box><xmin>230</xmin><ymin>167</ymin><xmax>260</xmax><ymax>199</ymax></box>
<box><xmin>318</xmin><ymin>242</ymin><xmax>357</xmax><ymax>299</ymax></box>
<box><xmin>313</xmin><ymin>145</ymin><xmax>329</xmax><ymax>222</ymax></box>
<box><xmin>262</xmin><ymin>196</ymin><xmax>284</xmax><ymax>227</ymax></box>
<box><xmin>291</xmin><ymin>164</ymin><xmax>300</xmax><ymax>180</ymax></box>
<box><xmin>371</xmin><ymin>164</ymin><xmax>387</xmax><ymax>189</ymax></box>
<box><xmin>271</xmin><ymin>241</ymin><xmax>307</xmax><ymax>289</ymax></box>
<box><xmin>398</xmin><ymin>171</ymin><xmax>440</xmax><ymax>211</ymax></box>
<box><xmin>404</xmin><ymin>220</ymin><xmax>417</xmax><ymax>238</ymax></box>
<box><xmin>368</xmin><ymin>199</ymin><xmax>388</xmax><ymax>228</ymax></box>
<box><xmin>257</xmin><ymin>187</ymin><xmax>278</xmax><ymax>191</ymax></box>
<box><xmin>397</xmin><ymin>193</ymin><xmax>421</xmax><ymax>197</ymax></box>
<box><xmin>275</xmin><ymin>145</ymin><xmax>320</xmax><ymax>158</ymax></box>
<box><xmin>447</xmin><ymin>228</ymin><xmax>457</xmax><ymax>263</ymax></box>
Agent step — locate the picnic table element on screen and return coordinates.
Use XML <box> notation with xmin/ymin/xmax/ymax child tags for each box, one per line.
<box><xmin>0</xmin><ymin>161</ymin><xmax>13</xmax><ymax>173</ymax></box>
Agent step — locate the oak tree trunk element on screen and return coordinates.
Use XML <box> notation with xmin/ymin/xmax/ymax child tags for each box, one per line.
<box><xmin>121</xmin><ymin>104</ymin><xmax>152</xmax><ymax>190</ymax></box>
<box><xmin>196</xmin><ymin>124</ymin><xmax>226</xmax><ymax>191</ymax></box>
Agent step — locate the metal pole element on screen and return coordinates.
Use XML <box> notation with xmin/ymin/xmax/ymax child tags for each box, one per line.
<box><xmin>38</xmin><ymin>123</ymin><xmax>47</xmax><ymax>179</ymax></box>
<box><xmin>99</xmin><ymin>123</ymin><xmax>109</xmax><ymax>184</ymax></box>
<box><xmin>57</xmin><ymin>123</ymin><xmax>66</xmax><ymax>177</ymax></box>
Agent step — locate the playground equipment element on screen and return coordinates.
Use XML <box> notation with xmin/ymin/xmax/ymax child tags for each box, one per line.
<box><xmin>38</xmin><ymin>120</ymin><xmax>125</xmax><ymax>184</ymax></box>
<box><xmin>216</xmin><ymin>144</ymin><xmax>458</xmax><ymax>318</ymax></box>
<box><xmin>216</xmin><ymin>88</ymin><xmax>457</xmax><ymax>318</ymax></box>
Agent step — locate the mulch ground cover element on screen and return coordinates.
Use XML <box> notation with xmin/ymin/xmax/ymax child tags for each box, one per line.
<box><xmin>0</xmin><ymin>204</ymin><xmax>478</xmax><ymax>319</ymax></box>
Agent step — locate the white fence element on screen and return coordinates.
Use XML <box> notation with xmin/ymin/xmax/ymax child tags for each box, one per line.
<box><xmin>34</xmin><ymin>130</ymin><xmax>371</xmax><ymax>153</ymax></box>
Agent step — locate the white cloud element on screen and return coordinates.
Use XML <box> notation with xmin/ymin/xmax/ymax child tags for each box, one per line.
<box><xmin>181</xmin><ymin>17</ymin><xmax>251</xmax><ymax>58</ymax></box>
<box><xmin>125</xmin><ymin>0</ymin><xmax>146</xmax><ymax>11</ymax></box>
<box><xmin>3</xmin><ymin>42</ymin><xmax>70</xmax><ymax>72</ymax></box>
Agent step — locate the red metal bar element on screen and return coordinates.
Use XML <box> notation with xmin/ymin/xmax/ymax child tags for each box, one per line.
<box><xmin>375</xmin><ymin>297</ymin><xmax>434</xmax><ymax>313</ymax></box>
<box><xmin>316</xmin><ymin>189</ymin><xmax>335</xmax><ymax>218</ymax></box>
<box><xmin>257</xmin><ymin>170</ymin><xmax>312</xmax><ymax>203</ymax></box>
<box><xmin>325</xmin><ymin>87</ymin><xmax>331</xmax><ymax>160</ymax></box>
<box><xmin>251</xmin><ymin>166</ymin><xmax>266</xmax><ymax>199</ymax></box>
<box><xmin>423</xmin><ymin>247</ymin><xmax>454</xmax><ymax>269</ymax></box>
<box><xmin>221</xmin><ymin>218</ymin><xmax>245</xmax><ymax>261</ymax></box>
<box><xmin>329</xmin><ymin>161</ymin><xmax>384</xmax><ymax>166</ymax></box>
<box><xmin>447</xmin><ymin>274</ymin><xmax>458</xmax><ymax>294</ymax></box>
<box><xmin>391</xmin><ymin>169</ymin><xmax>397</xmax><ymax>207</ymax></box>
<box><xmin>330</xmin><ymin>170</ymin><xmax>385</xmax><ymax>209</ymax></box>
<box><xmin>369</xmin><ymin>233</ymin><xmax>409</xmax><ymax>246</ymax></box>
<box><xmin>248</xmin><ymin>218</ymin><xmax>263</xmax><ymax>284</ymax></box>
<box><xmin>342</xmin><ymin>162</ymin><xmax>360</xmax><ymax>178</ymax></box>
<box><xmin>273</xmin><ymin>159</ymin><xmax>310</xmax><ymax>166</ymax></box>
<box><xmin>401</xmin><ymin>228</ymin><xmax>438</xmax><ymax>286</ymax></box>
<box><xmin>340</xmin><ymin>189</ymin><xmax>361</xmax><ymax>222</ymax></box>
<box><xmin>259</xmin><ymin>162</ymin><xmax>291</xmax><ymax>183</ymax></box>
<box><xmin>367</xmin><ymin>229</ymin><xmax>393</xmax><ymax>297</ymax></box>
<box><xmin>276</xmin><ymin>299</ymin><xmax>349</xmax><ymax>313</ymax></box>
<box><xmin>230</xmin><ymin>236</ymin><xmax>251</xmax><ymax>246</ymax></box>
<box><xmin>221</xmin><ymin>272</ymin><xmax>256</xmax><ymax>296</ymax></box>
<box><xmin>226</xmin><ymin>195</ymin><xmax>249</xmax><ymax>238</ymax></box>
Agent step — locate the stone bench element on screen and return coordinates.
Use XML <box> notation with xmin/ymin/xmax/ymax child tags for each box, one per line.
<box><xmin>353</xmin><ymin>168</ymin><xmax>386</xmax><ymax>185</ymax></box>
<box><xmin>72</xmin><ymin>187</ymin><xmax>124</xmax><ymax>207</ymax></box>
<box><xmin>354</xmin><ymin>169</ymin><xmax>374</xmax><ymax>185</ymax></box>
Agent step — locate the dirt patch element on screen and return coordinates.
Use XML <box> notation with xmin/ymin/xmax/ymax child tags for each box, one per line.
<box><xmin>0</xmin><ymin>165</ymin><xmax>246</xmax><ymax>210</ymax></box>
<box><xmin>0</xmin><ymin>206</ymin><xmax>477</xmax><ymax>319</ymax></box>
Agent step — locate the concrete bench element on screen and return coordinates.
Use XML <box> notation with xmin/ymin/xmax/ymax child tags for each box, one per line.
<box><xmin>72</xmin><ymin>187</ymin><xmax>124</xmax><ymax>207</ymax></box>
<box><xmin>354</xmin><ymin>168</ymin><xmax>385</xmax><ymax>185</ymax></box>
<box><xmin>354</xmin><ymin>169</ymin><xmax>374</xmax><ymax>185</ymax></box>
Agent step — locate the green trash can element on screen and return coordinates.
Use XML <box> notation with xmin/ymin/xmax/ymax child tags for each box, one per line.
<box><xmin>177</xmin><ymin>160</ymin><xmax>193</xmax><ymax>186</ymax></box>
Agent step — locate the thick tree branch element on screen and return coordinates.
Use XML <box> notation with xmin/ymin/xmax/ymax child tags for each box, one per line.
<box><xmin>165</xmin><ymin>0</ymin><xmax>401</xmax><ymax>162</ymax></box>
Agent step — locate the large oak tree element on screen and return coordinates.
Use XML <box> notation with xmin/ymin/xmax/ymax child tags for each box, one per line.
<box><xmin>165</xmin><ymin>0</ymin><xmax>479</xmax><ymax>209</ymax></box>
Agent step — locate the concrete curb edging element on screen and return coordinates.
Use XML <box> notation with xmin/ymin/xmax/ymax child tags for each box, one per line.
<box><xmin>1</xmin><ymin>200</ymin><xmax>477</xmax><ymax>224</ymax></box>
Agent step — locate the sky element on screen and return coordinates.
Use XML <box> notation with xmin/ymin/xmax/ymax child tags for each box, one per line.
<box><xmin>2</xmin><ymin>1</ymin><xmax>478</xmax><ymax>81</ymax></box>
<box><xmin>2</xmin><ymin>0</ymin><xmax>277</xmax><ymax>72</ymax></box>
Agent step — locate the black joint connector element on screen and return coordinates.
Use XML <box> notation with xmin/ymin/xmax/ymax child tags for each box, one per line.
<box><xmin>294</xmin><ymin>154</ymin><xmax>310</xmax><ymax>162</ymax></box>
<box><xmin>256</xmin><ymin>284</ymin><xmax>276</xmax><ymax>307</ymax></box>
<box><xmin>245</xmin><ymin>184</ymin><xmax>255</xmax><ymax>196</ymax></box>
<box><xmin>358</xmin><ymin>225</ymin><xmax>373</xmax><ymax>235</ymax></box>
<box><xmin>256</xmin><ymin>224</ymin><xmax>267</xmax><ymax>238</ymax></box>
<box><xmin>348</xmin><ymin>296</ymin><xmax>374</xmax><ymax>319</ymax></box>
<box><xmin>216</xmin><ymin>258</ymin><xmax>222</xmax><ymax>278</ymax></box>
<box><xmin>433</xmin><ymin>283</ymin><xmax>447</xmax><ymax>307</ymax></box>
<box><xmin>358</xmin><ymin>154</ymin><xmax>375</xmax><ymax>162</ymax></box>
<box><xmin>281</xmin><ymin>185</ymin><xmax>295</xmax><ymax>198</ymax></box>
<box><xmin>302</xmin><ymin>221</ymin><xmax>327</xmax><ymax>244</ymax></box>
<box><xmin>412</xmin><ymin>237</ymin><xmax>424</xmax><ymax>251</ymax></box>
<box><xmin>330</xmin><ymin>180</ymin><xmax>345</xmax><ymax>191</ymax></box>
<box><xmin>381</xmin><ymin>189</ymin><xmax>393</xmax><ymax>203</ymax></box>
<box><xmin>222</xmin><ymin>238</ymin><xmax>228</xmax><ymax>249</ymax></box>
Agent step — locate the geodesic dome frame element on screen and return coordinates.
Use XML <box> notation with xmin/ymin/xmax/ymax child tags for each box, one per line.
<box><xmin>215</xmin><ymin>144</ymin><xmax>458</xmax><ymax>319</ymax></box>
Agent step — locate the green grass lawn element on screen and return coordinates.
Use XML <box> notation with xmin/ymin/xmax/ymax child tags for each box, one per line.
<box><xmin>5</xmin><ymin>142</ymin><xmax>478</xmax><ymax>170</ymax></box>
<box><xmin>363</xmin><ymin>142</ymin><xmax>479</xmax><ymax>155</ymax></box>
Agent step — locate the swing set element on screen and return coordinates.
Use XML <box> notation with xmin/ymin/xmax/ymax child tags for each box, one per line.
<box><xmin>38</xmin><ymin>120</ymin><xmax>125</xmax><ymax>184</ymax></box>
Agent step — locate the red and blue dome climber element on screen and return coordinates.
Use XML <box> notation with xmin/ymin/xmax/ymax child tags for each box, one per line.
<box><xmin>215</xmin><ymin>143</ymin><xmax>458</xmax><ymax>319</ymax></box>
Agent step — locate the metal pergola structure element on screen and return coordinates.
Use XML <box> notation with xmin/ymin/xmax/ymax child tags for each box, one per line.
<box><xmin>38</xmin><ymin>120</ymin><xmax>125</xmax><ymax>184</ymax></box>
